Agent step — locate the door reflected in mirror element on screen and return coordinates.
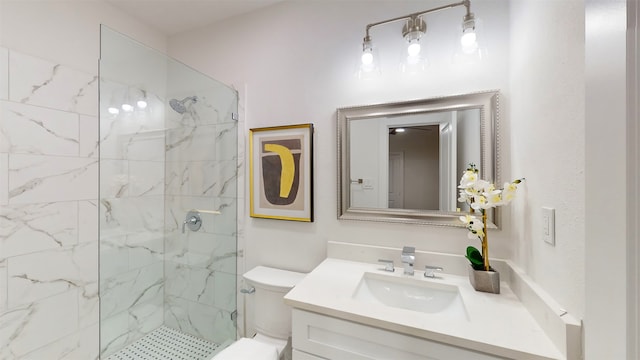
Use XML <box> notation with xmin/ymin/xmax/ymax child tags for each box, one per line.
<box><xmin>350</xmin><ymin>110</ymin><xmax>481</xmax><ymax>212</ymax></box>
<box><xmin>338</xmin><ymin>90</ymin><xmax>500</xmax><ymax>228</ymax></box>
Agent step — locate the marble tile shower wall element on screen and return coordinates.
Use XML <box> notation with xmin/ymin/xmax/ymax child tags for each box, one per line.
<box><xmin>163</xmin><ymin>89</ymin><xmax>239</xmax><ymax>344</ymax></box>
<box><xmin>0</xmin><ymin>47</ymin><xmax>100</xmax><ymax>358</ymax></box>
<box><xmin>98</xmin><ymin>79</ymin><xmax>167</xmax><ymax>357</ymax></box>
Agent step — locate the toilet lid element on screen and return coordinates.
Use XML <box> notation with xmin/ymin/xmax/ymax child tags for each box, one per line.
<box><xmin>243</xmin><ymin>266</ymin><xmax>306</xmax><ymax>291</ymax></box>
<box><xmin>212</xmin><ymin>338</ymin><xmax>279</xmax><ymax>360</ymax></box>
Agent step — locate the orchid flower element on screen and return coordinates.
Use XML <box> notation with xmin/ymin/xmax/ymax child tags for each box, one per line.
<box><xmin>458</xmin><ymin>164</ymin><xmax>524</xmax><ymax>252</ymax></box>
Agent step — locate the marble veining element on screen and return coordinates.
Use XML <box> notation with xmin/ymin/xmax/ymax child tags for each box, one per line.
<box><xmin>9</xmin><ymin>51</ymin><xmax>98</xmax><ymax>116</ymax></box>
<box><xmin>0</xmin><ymin>47</ymin><xmax>8</xmax><ymax>100</ymax></box>
<box><xmin>7</xmin><ymin>241</ymin><xmax>96</xmax><ymax>308</ymax></box>
<box><xmin>0</xmin><ymin>289</ymin><xmax>79</xmax><ymax>358</ymax></box>
<box><xmin>80</xmin><ymin>115</ymin><xmax>99</xmax><ymax>158</ymax></box>
<box><xmin>19</xmin><ymin>323</ymin><xmax>99</xmax><ymax>360</ymax></box>
<box><xmin>164</xmin><ymin>296</ymin><xmax>236</xmax><ymax>344</ymax></box>
<box><xmin>8</xmin><ymin>154</ymin><xmax>98</xmax><ymax>204</ymax></box>
<box><xmin>100</xmin><ymin>263</ymin><xmax>164</xmax><ymax>320</ymax></box>
<box><xmin>0</xmin><ymin>101</ymin><xmax>80</xmax><ymax>156</ymax></box>
<box><xmin>19</xmin><ymin>63</ymin><xmax>61</xmax><ymax>103</ymax></box>
<box><xmin>0</xmin><ymin>259</ymin><xmax>7</xmax><ymax>311</ymax></box>
<box><xmin>165</xmin><ymin>160</ymin><xmax>237</xmax><ymax>197</ymax></box>
<box><xmin>165</xmin><ymin>123</ymin><xmax>237</xmax><ymax>163</ymax></box>
<box><xmin>79</xmin><ymin>200</ymin><xmax>99</xmax><ymax>244</ymax></box>
<box><xmin>1</xmin><ymin>50</ymin><xmax>97</xmax><ymax>360</ymax></box>
<box><xmin>0</xmin><ymin>202</ymin><xmax>78</xmax><ymax>260</ymax></box>
<box><xmin>0</xmin><ymin>154</ymin><xmax>8</xmax><ymax>205</ymax></box>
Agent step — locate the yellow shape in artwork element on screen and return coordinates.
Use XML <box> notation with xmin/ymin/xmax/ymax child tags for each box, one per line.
<box><xmin>264</xmin><ymin>144</ymin><xmax>295</xmax><ymax>198</ymax></box>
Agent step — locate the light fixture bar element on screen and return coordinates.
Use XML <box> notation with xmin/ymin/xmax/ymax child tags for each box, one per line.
<box><xmin>363</xmin><ymin>0</ymin><xmax>471</xmax><ymax>39</ymax></box>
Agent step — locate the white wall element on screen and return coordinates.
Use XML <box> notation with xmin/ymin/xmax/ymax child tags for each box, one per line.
<box><xmin>0</xmin><ymin>1</ymin><xmax>166</xmax><ymax>357</ymax></box>
<box><xmin>509</xmin><ymin>0</ymin><xmax>586</xmax><ymax>322</ymax></box>
<box><xmin>0</xmin><ymin>0</ymin><xmax>166</xmax><ymax>73</ymax></box>
<box><xmin>169</xmin><ymin>0</ymin><xmax>511</xmax><ymax>275</ymax></box>
<box><xmin>584</xmin><ymin>0</ymin><xmax>630</xmax><ymax>358</ymax></box>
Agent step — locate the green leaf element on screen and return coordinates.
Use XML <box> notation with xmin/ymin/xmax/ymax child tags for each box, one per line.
<box><xmin>465</xmin><ymin>246</ymin><xmax>484</xmax><ymax>270</ymax></box>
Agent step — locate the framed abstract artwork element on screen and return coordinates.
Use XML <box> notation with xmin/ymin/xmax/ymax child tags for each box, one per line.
<box><xmin>249</xmin><ymin>123</ymin><xmax>314</xmax><ymax>222</ymax></box>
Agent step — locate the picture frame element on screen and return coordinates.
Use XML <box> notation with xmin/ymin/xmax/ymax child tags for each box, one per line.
<box><xmin>249</xmin><ymin>123</ymin><xmax>314</xmax><ymax>222</ymax></box>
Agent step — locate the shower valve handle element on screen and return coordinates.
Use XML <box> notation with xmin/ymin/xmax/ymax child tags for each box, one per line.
<box><xmin>182</xmin><ymin>211</ymin><xmax>202</xmax><ymax>234</ymax></box>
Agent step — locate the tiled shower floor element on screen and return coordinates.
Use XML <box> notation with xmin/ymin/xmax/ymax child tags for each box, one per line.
<box><xmin>105</xmin><ymin>326</ymin><xmax>220</xmax><ymax>360</ymax></box>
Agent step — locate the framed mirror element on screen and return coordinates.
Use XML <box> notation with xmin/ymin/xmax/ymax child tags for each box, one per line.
<box><xmin>337</xmin><ymin>90</ymin><xmax>501</xmax><ymax>228</ymax></box>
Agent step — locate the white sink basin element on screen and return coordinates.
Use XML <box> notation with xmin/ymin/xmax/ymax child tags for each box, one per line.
<box><xmin>352</xmin><ymin>272</ymin><xmax>468</xmax><ymax>320</ymax></box>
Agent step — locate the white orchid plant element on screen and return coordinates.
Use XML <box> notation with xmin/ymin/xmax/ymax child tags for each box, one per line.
<box><xmin>458</xmin><ymin>164</ymin><xmax>524</xmax><ymax>271</ymax></box>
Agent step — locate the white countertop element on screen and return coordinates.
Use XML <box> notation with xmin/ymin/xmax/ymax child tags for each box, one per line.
<box><xmin>284</xmin><ymin>258</ymin><xmax>564</xmax><ymax>360</ymax></box>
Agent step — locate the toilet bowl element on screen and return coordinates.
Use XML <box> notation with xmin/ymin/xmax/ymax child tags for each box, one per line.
<box><xmin>212</xmin><ymin>266</ymin><xmax>306</xmax><ymax>360</ymax></box>
<box><xmin>212</xmin><ymin>335</ymin><xmax>284</xmax><ymax>360</ymax></box>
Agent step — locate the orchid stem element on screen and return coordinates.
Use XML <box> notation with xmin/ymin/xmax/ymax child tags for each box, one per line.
<box><xmin>482</xmin><ymin>211</ymin><xmax>490</xmax><ymax>271</ymax></box>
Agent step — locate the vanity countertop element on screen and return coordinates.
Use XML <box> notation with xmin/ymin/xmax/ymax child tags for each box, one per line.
<box><xmin>284</xmin><ymin>258</ymin><xmax>564</xmax><ymax>360</ymax></box>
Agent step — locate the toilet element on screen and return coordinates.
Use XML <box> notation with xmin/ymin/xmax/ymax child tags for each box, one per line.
<box><xmin>213</xmin><ymin>266</ymin><xmax>306</xmax><ymax>360</ymax></box>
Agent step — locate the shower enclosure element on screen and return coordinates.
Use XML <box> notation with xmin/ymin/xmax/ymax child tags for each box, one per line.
<box><xmin>98</xmin><ymin>26</ymin><xmax>238</xmax><ymax>359</ymax></box>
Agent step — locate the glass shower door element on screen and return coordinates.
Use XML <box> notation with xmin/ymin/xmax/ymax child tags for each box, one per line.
<box><xmin>99</xmin><ymin>26</ymin><xmax>237</xmax><ymax>359</ymax></box>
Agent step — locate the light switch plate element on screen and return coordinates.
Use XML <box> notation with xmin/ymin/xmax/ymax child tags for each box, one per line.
<box><xmin>542</xmin><ymin>207</ymin><xmax>555</xmax><ymax>246</ymax></box>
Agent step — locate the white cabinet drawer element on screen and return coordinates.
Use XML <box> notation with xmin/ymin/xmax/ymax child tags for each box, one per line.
<box><xmin>292</xmin><ymin>309</ymin><xmax>507</xmax><ymax>360</ymax></box>
<box><xmin>293</xmin><ymin>349</ymin><xmax>328</xmax><ymax>360</ymax></box>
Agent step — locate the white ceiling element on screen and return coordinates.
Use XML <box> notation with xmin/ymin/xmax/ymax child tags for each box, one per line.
<box><xmin>104</xmin><ymin>0</ymin><xmax>284</xmax><ymax>36</ymax></box>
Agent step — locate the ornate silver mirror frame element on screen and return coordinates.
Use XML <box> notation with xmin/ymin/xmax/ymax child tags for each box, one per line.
<box><xmin>337</xmin><ymin>90</ymin><xmax>501</xmax><ymax>228</ymax></box>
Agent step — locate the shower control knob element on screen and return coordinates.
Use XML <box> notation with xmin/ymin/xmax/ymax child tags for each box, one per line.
<box><xmin>182</xmin><ymin>210</ymin><xmax>202</xmax><ymax>233</ymax></box>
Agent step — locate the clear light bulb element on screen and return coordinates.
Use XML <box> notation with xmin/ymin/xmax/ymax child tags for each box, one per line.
<box><xmin>137</xmin><ymin>100</ymin><xmax>148</xmax><ymax>109</ymax></box>
<box><xmin>107</xmin><ymin>107</ymin><xmax>119</xmax><ymax>115</ymax></box>
<box><xmin>461</xmin><ymin>29</ymin><xmax>477</xmax><ymax>53</ymax></box>
<box><xmin>460</xmin><ymin>16</ymin><xmax>479</xmax><ymax>54</ymax></box>
<box><xmin>361</xmin><ymin>50</ymin><xmax>373</xmax><ymax>65</ymax></box>
<box><xmin>121</xmin><ymin>103</ymin><xmax>134</xmax><ymax>112</ymax></box>
<box><xmin>407</xmin><ymin>40</ymin><xmax>421</xmax><ymax>57</ymax></box>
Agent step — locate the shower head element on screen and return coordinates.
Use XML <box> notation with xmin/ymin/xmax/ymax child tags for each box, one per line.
<box><xmin>169</xmin><ymin>96</ymin><xmax>198</xmax><ymax>114</ymax></box>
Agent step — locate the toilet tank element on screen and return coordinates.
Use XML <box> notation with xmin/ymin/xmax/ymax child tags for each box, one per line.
<box><xmin>243</xmin><ymin>266</ymin><xmax>306</xmax><ymax>340</ymax></box>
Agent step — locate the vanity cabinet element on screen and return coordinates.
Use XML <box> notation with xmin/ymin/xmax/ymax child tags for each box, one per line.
<box><xmin>292</xmin><ymin>349</ymin><xmax>327</xmax><ymax>360</ymax></box>
<box><xmin>291</xmin><ymin>309</ymin><xmax>507</xmax><ymax>360</ymax></box>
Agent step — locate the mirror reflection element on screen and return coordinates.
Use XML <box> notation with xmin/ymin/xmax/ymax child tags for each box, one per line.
<box><xmin>350</xmin><ymin>109</ymin><xmax>481</xmax><ymax>212</ymax></box>
<box><xmin>338</xmin><ymin>91</ymin><xmax>500</xmax><ymax>227</ymax></box>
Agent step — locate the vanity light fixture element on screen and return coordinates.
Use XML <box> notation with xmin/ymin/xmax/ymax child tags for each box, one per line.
<box><xmin>107</xmin><ymin>106</ymin><xmax>120</xmax><ymax>115</ymax></box>
<box><xmin>106</xmin><ymin>86</ymin><xmax>149</xmax><ymax>116</ymax></box>
<box><xmin>358</xmin><ymin>35</ymin><xmax>380</xmax><ymax>78</ymax></box>
<box><xmin>359</xmin><ymin>0</ymin><xmax>480</xmax><ymax>75</ymax></box>
<box><xmin>121</xmin><ymin>88</ymin><xmax>134</xmax><ymax>112</ymax></box>
<box><xmin>134</xmin><ymin>89</ymin><xmax>148</xmax><ymax>109</ymax></box>
<box><xmin>107</xmin><ymin>90</ymin><xmax>121</xmax><ymax>115</ymax></box>
<box><xmin>460</xmin><ymin>12</ymin><xmax>478</xmax><ymax>53</ymax></box>
<box><xmin>403</xmin><ymin>16</ymin><xmax>426</xmax><ymax>58</ymax></box>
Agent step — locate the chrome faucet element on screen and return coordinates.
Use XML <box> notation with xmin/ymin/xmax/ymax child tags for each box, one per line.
<box><xmin>424</xmin><ymin>265</ymin><xmax>443</xmax><ymax>278</ymax></box>
<box><xmin>378</xmin><ymin>259</ymin><xmax>395</xmax><ymax>272</ymax></box>
<box><xmin>401</xmin><ymin>246</ymin><xmax>415</xmax><ymax>275</ymax></box>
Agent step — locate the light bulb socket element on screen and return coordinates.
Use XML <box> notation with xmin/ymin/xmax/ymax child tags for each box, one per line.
<box><xmin>462</xmin><ymin>13</ymin><xmax>476</xmax><ymax>31</ymax></box>
<box><xmin>402</xmin><ymin>17</ymin><xmax>426</xmax><ymax>41</ymax></box>
<box><xmin>362</xmin><ymin>35</ymin><xmax>372</xmax><ymax>51</ymax></box>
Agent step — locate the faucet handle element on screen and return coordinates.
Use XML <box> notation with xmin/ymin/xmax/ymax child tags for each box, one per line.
<box><xmin>402</xmin><ymin>246</ymin><xmax>415</xmax><ymax>255</ymax></box>
<box><xmin>401</xmin><ymin>246</ymin><xmax>415</xmax><ymax>263</ymax></box>
<box><xmin>424</xmin><ymin>265</ymin><xmax>443</xmax><ymax>278</ymax></box>
<box><xmin>378</xmin><ymin>259</ymin><xmax>395</xmax><ymax>272</ymax></box>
